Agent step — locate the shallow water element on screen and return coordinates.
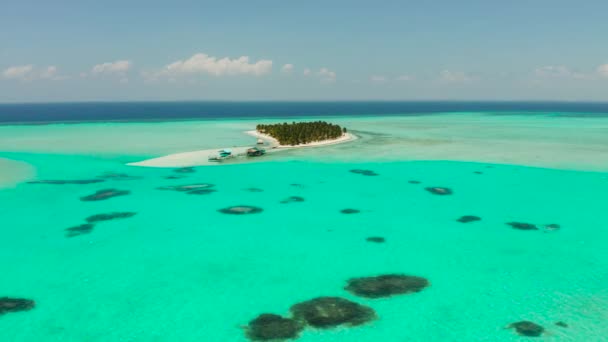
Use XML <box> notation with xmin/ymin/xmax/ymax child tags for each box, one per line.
<box><xmin>1</xmin><ymin>114</ymin><xmax>608</xmax><ymax>341</ymax></box>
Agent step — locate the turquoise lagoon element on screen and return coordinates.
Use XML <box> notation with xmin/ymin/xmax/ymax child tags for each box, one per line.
<box><xmin>1</xmin><ymin>113</ymin><xmax>608</xmax><ymax>341</ymax></box>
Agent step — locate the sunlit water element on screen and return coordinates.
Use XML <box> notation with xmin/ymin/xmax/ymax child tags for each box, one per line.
<box><xmin>1</xmin><ymin>113</ymin><xmax>608</xmax><ymax>341</ymax></box>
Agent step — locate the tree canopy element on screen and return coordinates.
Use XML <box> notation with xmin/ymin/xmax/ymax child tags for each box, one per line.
<box><xmin>256</xmin><ymin>121</ymin><xmax>345</xmax><ymax>146</ymax></box>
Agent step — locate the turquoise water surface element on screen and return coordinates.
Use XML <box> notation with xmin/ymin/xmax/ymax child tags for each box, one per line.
<box><xmin>1</xmin><ymin>114</ymin><xmax>608</xmax><ymax>341</ymax></box>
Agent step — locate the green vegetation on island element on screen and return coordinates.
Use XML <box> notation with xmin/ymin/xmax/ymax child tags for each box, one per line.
<box><xmin>256</xmin><ymin>121</ymin><xmax>346</xmax><ymax>146</ymax></box>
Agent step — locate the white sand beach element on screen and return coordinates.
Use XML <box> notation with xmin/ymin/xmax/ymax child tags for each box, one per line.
<box><xmin>128</xmin><ymin>130</ymin><xmax>357</xmax><ymax>168</ymax></box>
<box><xmin>0</xmin><ymin>158</ymin><xmax>35</xmax><ymax>188</ymax></box>
<box><xmin>244</xmin><ymin>130</ymin><xmax>357</xmax><ymax>148</ymax></box>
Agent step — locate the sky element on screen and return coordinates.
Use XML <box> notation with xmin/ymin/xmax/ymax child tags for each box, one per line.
<box><xmin>1</xmin><ymin>0</ymin><xmax>608</xmax><ymax>102</ymax></box>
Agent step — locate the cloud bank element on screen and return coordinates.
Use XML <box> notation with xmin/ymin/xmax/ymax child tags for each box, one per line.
<box><xmin>164</xmin><ymin>53</ymin><xmax>272</xmax><ymax>76</ymax></box>
<box><xmin>2</xmin><ymin>65</ymin><xmax>62</xmax><ymax>81</ymax></box>
<box><xmin>91</xmin><ymin>60</ymin><xmax>132</xmax><ymax>75</ymax></box>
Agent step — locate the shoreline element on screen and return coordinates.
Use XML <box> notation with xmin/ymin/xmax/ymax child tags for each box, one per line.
<box><xmin>0</xmin><ymin>158</ymin><xmax>36</xmax><ymax>188</ymax></box>
<box><xmin>128</xmin><ymin>130</ymin><xmax>357</xmax><ymax>168</ymax></box>
<box><xmin>244</xmin><ymin>130</ymin><xmax>357</xmax><ymax>148</ymax></box>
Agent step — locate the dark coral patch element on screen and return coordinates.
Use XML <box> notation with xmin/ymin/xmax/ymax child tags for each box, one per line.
<box><xmin>157</xmin><ymin>184</ymin><xmax>215</xmax><ymax>192</ymax></box>
<box><xmin>340</xmin><ymin>209</ymin><xmax>360</xmax><ymax>214</ymax></box>
<box><xmin>97</xmin><ymin>172</ymin><xmax>142</xmax><ymax>180</ymax></box>
<box><xmin>65</xmin><ymin>223</ymin><xmax>95</xmax><ymax>237</ymax></box>
<box><xmin>280</xmin><ymin>196</ymin><xmax>305</xmax><ymax>204</ymax></box>
<box><xmin>245</xmin><ymin>314</ymin><xmax>303</xmax><ymax>341</ymax></box>
<box><xmin>0</xmin><ymin>297</ymin><xmax>35</xmax><ymax>315</ymax></box>
<box><xmin>473</xmin><ymin>171</ymin><xmax>484</xmax><ymax>175</ymax></box>
<box><xmin>244</xmin><ymin>188</ymin><xmax>264</xmax><ymax>193</ymax></box>
<box><xmin>408</xmin><ymin>180</ymin><xmax>421</xmax><ymax>184</ymax></box>
<box><xmin>425</xmin><ymin>187</ymin><xmax>453</xmax><ymax>195</ymax></box>
<box><xmin>290</xmin><ymin>183</ymin><xmax>304</xmax><ymax>188</ymax></box>
<box><xmin>365</xmin><ymin>237</ymin><xmax>385</xmax><ymax>243</ymax></box>
<box><xmin>218</xmin><ymin>206</ymin><xmax>264</xmax><ymax>215</ymax></box>
<box><xmin>543</xmin><ymin>224</ymin><xmax>561</xmax><ymax>231</ymax></box>
<box><xmin>187</xmin><ymin>189</ymin><xmax>217</xmax><ymax>195</ymax></box>
<box><xmin>80</xmin><ymin>189</ymin><xmax>130</xmax><ymax>201</ymax></box>
<box><xmin>86</xmin><ymin>212</ymin><xmax>137</xmax><ymax>223</ymax></box>
<box><xmin>506</xmin><ymin>222</ymin><xmax>538</xmax><ymax>230</ymax></box>
<box><xmin>555</xmin><ymin>321</ymin><xmax>568</xmax><ymax>328</ymax></box>
<box><xmin>508</xmin><ymin>321</ymin><xmax>545</xmax><ymax>337</ymax></box>
<box><xmin>349</xmin><ymin>169</ymin><xmax>379</xmax><ymax>176</ymax></box>
<box><xmin>290</xmin><ymin>297</ymin><xmax>376</xmax><ymax>328</ymax></box>
<box><xmin>28</xmin><ymin>179</ymin><xmax>104</xmax><ymax>185</ymax></box>
<box><xmin>174</xmin><ymin>167</ymin><xmax>196</xmax><ymax>174</ymax></box>
<box><xmin>164</xmin><ymin>175</ymin><xmax>186</xmax><ymax>179</ymax></box>
<box><xmin>345</xmin><ymin>274</ymin><xmax>429</xmax><ymax>298</ymax></box>
<box><xmin>457</xmin><ymin>215</ymin><xmax>481</xmax><ymax>223</ymax></box>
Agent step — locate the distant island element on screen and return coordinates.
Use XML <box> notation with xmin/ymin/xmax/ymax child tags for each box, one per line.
<box><xmin>256</xmin><ymin>121</ymin><xmax>347</xmax><ymax>146</ymax></box>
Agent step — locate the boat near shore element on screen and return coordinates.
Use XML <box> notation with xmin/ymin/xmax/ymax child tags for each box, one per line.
<box><xmin>208</xmin><ymin>149</ymin><xmax>234</xmax><ymax>162</ymax></box>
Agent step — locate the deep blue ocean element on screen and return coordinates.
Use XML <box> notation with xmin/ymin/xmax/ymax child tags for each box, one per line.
<box><xmin>1</xmin><ymin>101</ymin><xmax>608</xmax><ymax>123</ymax></box>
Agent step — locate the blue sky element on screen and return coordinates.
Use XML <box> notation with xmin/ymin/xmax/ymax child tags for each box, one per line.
<box><xmin>1</xmin><ymin>0</ymin><xmax>608</xmax><ymax>102</ymax></box>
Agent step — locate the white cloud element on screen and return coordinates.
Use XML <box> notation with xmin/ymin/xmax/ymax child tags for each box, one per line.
<box><xmin>301</xmin><ymin>67</ymin><xmax>336</xmax><ymax>83</ymax></box>
<box><xmin>91</xmin><ymin>60</ymin><xmax>132</xmax><ymax>75</ymax></box>
<box><xmin>598</xmin><ymin>64</ymin><xmax>608</xmax><ymax>78</ymax></box>
<box><xmin>440</xmin><ymin>70</ymin><xmax>475</xmax><ymax>83</ymax></box>
<box><xmin>40</xmin><ymin>66</ymin><xmax>57</xmax><ymax>79</ymax></box>
<box><xmin>318</xmin><ymin>67</ymin><xmax>336</xmax><ymax>82</ymax></box>
<box><xmin>370</xmin><ymin>75</ymin><xmax>388</xmax><ymax>83</ymax></box>
<box><xmin>163</xmin><ymin>53</ymin><xmax>272</xmax><ymax>77</ymax></box>
<box><xmin>534</xmin><ymin>65</ymin><xmax>587</xmax><ymax>79</ymax></box>
<box><xmin>2</xmin><ymin>64</ymin><xmax>64</xmax><ymax>81</ymax></box>
<box><xmin>3</xmin><ymin>65</ymin><xmax>34</xmax><ymax>80</ymax></box>
<box><xmin>281</xmin><ymin>64</ymin><xmax>294</xmax><ymax>74</ymax></box>
<box><xmin>396</xmin><ymin>75</ymin><xmax>414</xmax><ymax>81</ymax></box>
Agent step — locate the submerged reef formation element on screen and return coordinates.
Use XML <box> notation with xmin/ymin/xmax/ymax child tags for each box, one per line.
<box><xmin>85</xmin><ymin>212</ymin><xmax>137</xmax><ymax>223</ymax></box>
<box><xmin>345</xmin><ymin>274</ymin><xmax>429</xmax><ymax>298</ymax></box>
<box><xmin>508</xmin><ymin>321</ymin><xmax>545</xmax><ymax>337</ymax></box>
<box><xmin>80</xmin><ymin>189</ymin><xmax>130</xmax><ymax>201</ymax></box>
<box><xmin>457</xmin><ymin>215</ymin><xmax>481</xmax><ymax>223</ymax></box>
<box><xmin>97</xmin><ymin>172</ymin><xmax>142</xmax><ymax>180</ymax></box>
<box><xmin>245</xmin><ymin>314</ymin><xmax>303</xmax><ymax>341</ymax></box>
<box><xmin>340</xmin><ymin>209</ymin><xmax>360</xmax><ymax>214</ymax></box>
<box><xmin>157</xmin><ymin>184</ymin><xmax>215</xmax><ymax>192</ymax></box>
<box><xmin>28</xmin><ymin>179</ymin><xmax>104</xmax><ymax>185</ymax></box>
<box><xmin>544</xmin><ymin>224</ymin><xmax>561</xmax><ymax>231</ymax></box>
<box><xmin>349</xmin><ymin>169</ymin><xmax>379</xmax><ymax>176</ymax></box>
<box><xmin>507</xmin><ymin>222</ymin><xmax>561</xmax><ymax>231</ymax></box>
<box><xmin>67</xmin><ymin>212</ymin><xmax>136</xmax><ymax>238</ymax></box>
<box><xmin>280</xmin><ymin>196</ymin><xmax>305</xmax><ymax>204</ymax></box>
<box><xmin>290</xmin><ymin>297</ymin><xmax>376</xmax><ymax>328</ymax></box>
<box><xmin>0</xmin><ymin>297</ymin><xmax>35</xmax><ymax>315</ymax></box>
<box><xmin>186</xmin><ymin>189</ymin><xmax>217</xmax><ymax>195</ymax></box>
<box><xmin>425</xmin><ymin>187</ymin><xmax>453</xmax><ymax>195</ymax></box>
<box><xmin>506</xmin><ymin>222</ymin><xmax>538</xmax><ymax>230</ymax></box>
<box><xmin>65</xmin><ymin>223</ymin><xmax>95</xmax><ymax>237</ymax></box>
<box><xmin>218</xmin><ymin>206</ymin><xmax>264</xmax><ymax>215</ymax></box>
<box><xmin>174</xmin><ymin>167</ymin><xmax>196</xmax><ymax>173</ymax></box>
<box><xmin>164</xmin><ymin>175</ymin><xmax>186</xmax><ymax>179</ymax></box>
<box><xmin>366</xmin><ymin>237</ymin><xmax>385</xmax><ymax>243</ymax></box>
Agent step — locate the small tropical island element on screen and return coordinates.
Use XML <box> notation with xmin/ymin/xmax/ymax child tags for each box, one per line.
<box><xmin>129</xmin><ymin>121</ymin><xmax>356</xmax><ymax>167</ymax></box>
<box><xmin>255</xmin><ymin>121</ymin><xmax>349</xmax><ymax>146</ymax></box>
